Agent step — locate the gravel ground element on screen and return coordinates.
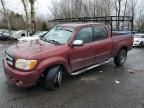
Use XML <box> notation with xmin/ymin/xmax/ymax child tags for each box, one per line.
<box><xmin>0</xmin><ymin>43</ymin><xmax>144</xmax><ymax>108</ymax></box>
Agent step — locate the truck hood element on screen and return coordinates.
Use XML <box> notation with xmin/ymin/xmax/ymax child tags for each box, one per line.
<box><xmin>18</xmin><ymin>37</ymin><xmax>39</xmax><ymax>42</ymax></box>
<box><xmin>7</xmin><ymin>40</ymin><xmax>64</xmax><ymax>59</ymax></box>
<box><xmin>19</xmin><ymin>37</ymin><xmax>39</xmax><ymax>40</ymax></box>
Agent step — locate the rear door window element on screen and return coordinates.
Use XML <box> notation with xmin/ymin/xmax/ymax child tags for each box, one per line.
<box><xmin>93</xmin><ymin>27</ymin><xmax>108</xmax><ymax>41</ymax></box>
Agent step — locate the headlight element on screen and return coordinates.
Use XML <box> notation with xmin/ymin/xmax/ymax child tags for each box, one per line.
<box><xmin>15</xmin><ymin>59</ymin><xmax>37</xmax><ymax>70</ymax></box>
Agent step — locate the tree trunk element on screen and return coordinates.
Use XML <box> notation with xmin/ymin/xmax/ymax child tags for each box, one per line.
<box><xmin>31</xmin><ymin>0</ymin><xmax>36</xmax><ymax>34</ymax></box>
<box><xmin>0</xmin><ymin>0</ymin><xmax>11</xmax><ymax>36</ymax></box>
<box><xmin>29</xmin><ymin>0</ymin><xmax>36</xmax><ymax>35</ymax></box>
<box><xmin>122</xmin><ymin>0</ymin><xmax>128</xmax><ymax>30</ymax></box>
<box><xmin>117</xmin><ymin>0</ymin><xmax>121</xmax><ymax>30</ymax></box>
<box><xmin>21</xmin><ymin>0</ymin><xmax>30</xmax><ymax>31</ymax></box>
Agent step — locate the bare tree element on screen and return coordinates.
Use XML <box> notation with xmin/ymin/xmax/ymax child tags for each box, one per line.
<box><xmin>123</xmin><ymin>0</ymin><xmax>128</xmax><ymax>17</ymax></box>
<box><xmin>0</xmin><ymin>0</ymin><xmax>11</xmax><ymax>35</ymax></box>
<box><xmin>136</xmin><ymin>1</ymin><xmax>144</xmax><ymax>31</ymax></box>
<box><xmin>20</xmin><ymin>0</ymin><xmax>36</xmax><ymax>34</ymax></box>
<box><xmin>50</xmin><ymin>0</ymin><xmax>59</xmax><ymax>18</ymax></box>
<box><xmin>28</xmin><ymin>0</ymin><xmax>37</xmax><ymax>34</ymax></box>
<box><xmin>49</xmin><ymin>0</ymin><xmax>113</xmax><ymax>19</ymax></box>
<box><xmin>49</xmin><ymin>0</ymin><xmax>139</xmax><ymax>31</ymax></box>
<box><xmin>114</xmin><ymin>0</ymin><xmax>123</xmax><ymax>30</ymax></box>
<box><xmin>21</xmin><ymin>0</ymin><xmax>31</xmax><ymax>32</ymax></box>
<box><xmin>117</xmin><ymin>0</ymin><xmax>122</xmax><ymax>29</ymax></box>
<box><xmin>121</xmin><ymin>0</ymin><xmax>128</xmax><ymax>30</ymax></box>
<box><xmin>21</xmin><ymin>0</ymin><xmax>29</xmax><ymax>21</ymax></box>
<box><xmin>127</xmin><ymin>0</ymin><xmax>137</xmax><ymax>18</ymax></box>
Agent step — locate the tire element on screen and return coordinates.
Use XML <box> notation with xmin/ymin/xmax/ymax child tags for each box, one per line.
<box><xmin>139</xmin><ymin>42</ymin><xmax>144</xmax><ymax>47</ymax></box>
<box><xmin>114</xmin><ymin>49</ymin><xmax>127</xmax><ymax>66</ymax></box>
<box><xmin>44</xmin><ymin>66</ymin><xmax>63</xmax><ymax>90</ymax></box>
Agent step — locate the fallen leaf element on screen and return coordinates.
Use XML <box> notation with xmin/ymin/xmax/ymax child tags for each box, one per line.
<box><xmin>100</xmin><ymin>71</ymin><xmax>103</xmax><ymax>73</ymax></box>
<box><xmin>81</xmin><ymin>77</ymin><xmax>97</xmax><ymax>81</ymax></box>
<box><xmin>128</xmin><ymin>69</ymin><xmax>135</xmax><ymax>74</ymax></box>
<box><xmin>115</xmin><ymin>80</ymin><xmax>120</xmax><ymax>84</ymax></box>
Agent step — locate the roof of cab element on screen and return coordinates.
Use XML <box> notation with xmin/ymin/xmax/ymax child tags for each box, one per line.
<box><xmin>58</xmin><ymin>23</ymin><xmax>106</xmax><ymax>28</ymax></box>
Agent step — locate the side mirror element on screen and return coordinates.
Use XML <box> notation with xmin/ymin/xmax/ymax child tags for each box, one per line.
<box><xmin>72</xmin><ymin>40</ymin><xmax>84</xmax><ymax>46</ymax></box>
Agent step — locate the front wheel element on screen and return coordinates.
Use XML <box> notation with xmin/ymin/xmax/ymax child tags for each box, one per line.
<box><xmin>44</xmin><ymin>66</ymin><xmax>63</xmax><ymax>90</ymax></box>
<box><xmin>139</xmin><ymin>42</ymin><xmax>144</xmax><ymax>47</ymax></box>
<box><xmin>114</xmin><ymin>49</ymin><xmax>127</xmax><ymax>66</ymax></box>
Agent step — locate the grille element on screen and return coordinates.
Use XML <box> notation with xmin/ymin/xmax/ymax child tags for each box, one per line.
<box><xmin>5</xmin><ymin>50</ymin><xmax>14</xmax><ymax>66</ymax></box>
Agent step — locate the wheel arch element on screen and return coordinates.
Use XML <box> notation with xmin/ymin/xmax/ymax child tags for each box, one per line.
<box><xmin>120</xmin><ymin>46</ymin><xmax>128</xmax><ymax>51</ymax></box>
<box><xmin>115</xmin><ymin>45</ymin><xmax>128</xmax><ymax>57</ymax></box>
<box><xmin>43</xmin><ymin>64</ymin><xmax>68</xmax><ymax>76</ymax></box>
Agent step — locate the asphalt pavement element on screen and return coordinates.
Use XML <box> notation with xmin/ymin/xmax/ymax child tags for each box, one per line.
<box><xmin>0</xmin><ymin>43</ymin><xmax>144</xmax><ymax>108</ymax></box>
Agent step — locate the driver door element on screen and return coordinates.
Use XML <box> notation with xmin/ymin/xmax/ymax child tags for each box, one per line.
<box><xmin>69</xmin><ymin>27</ymin><xmax>95</xmax><ymax>72</ymax></box>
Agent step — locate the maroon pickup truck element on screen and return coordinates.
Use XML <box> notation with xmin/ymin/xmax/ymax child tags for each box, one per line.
<box><xmin>3</xmin><ymin>23</ymin><xmax>133</xmax><ymax>90</ymax></box>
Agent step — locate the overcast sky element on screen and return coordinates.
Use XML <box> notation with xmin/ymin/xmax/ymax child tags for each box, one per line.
<box><xmin>1</xmin><ymin>0</ymin><xmax>143</xmax><ymax>19</ymax></box>
<box><xmin>3</xmin><ymin>0</ymin><xmax>53</xmax><ymax>19</ymax></box>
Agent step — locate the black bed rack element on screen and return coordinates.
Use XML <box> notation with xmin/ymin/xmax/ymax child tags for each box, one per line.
<box><xmin>48</xmin><ymin>16</ymin><xmax>134</xmax><ymax>33</ymax></box>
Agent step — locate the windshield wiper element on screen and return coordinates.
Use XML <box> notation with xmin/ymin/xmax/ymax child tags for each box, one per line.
<box><xmin>57</xmin><ymin>29</ymin><xmax>73</xmax><ymax>32</ymax></box>
<box><xmin>64</xmin><ymin>29</ymin><xmax>73</xmax><ymax>32</ymax></box>
<box><xmin>47</xmin><ymin>40</ymin><xmax>62</xmax><ymax>45</ymax></box>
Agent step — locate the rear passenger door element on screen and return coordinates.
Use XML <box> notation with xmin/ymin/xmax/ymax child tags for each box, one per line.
<box><xmin>92</xmin><ymin>26</ymin><xmax>112</xmax><ymax>63</ymax></box>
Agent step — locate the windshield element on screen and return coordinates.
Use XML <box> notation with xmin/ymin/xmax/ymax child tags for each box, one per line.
<box><xmin>42</xmin><ymin>26</ymin><xmax>75</xmax><ymax>45</ymax></box>
<box><xmin>32</xmin><ymin>33</ymin><xmax>41</xmax><ymax>37</ymax></box>
<box><xmin>32</xmin><ymin>32</ymin><xmax>46</xmax><ymax>37</ymax></box>
<box><xmin>2</xmin><ymin>32</ymin><xmax>9</xmax><ymax>36</ymax></box>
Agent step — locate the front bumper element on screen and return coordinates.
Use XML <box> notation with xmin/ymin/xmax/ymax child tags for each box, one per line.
<box><xmin>3</xmin><ymin>59</ymin><xmax>40</xmax><ymax>88</ymax></box>
<box><xmin>133</xmin><ymin>41</ymin><xmax>141</xmax><ymax>46</ymax></box>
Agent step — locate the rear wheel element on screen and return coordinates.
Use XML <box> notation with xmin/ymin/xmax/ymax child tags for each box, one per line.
<box><xmin>114</xmin><ymin>49</ymin><xmax>127</xmax><ymax>66</ymax></box>
<box><xmin>44</xmin><ymin>66</ymin><xmax>63</xmax><ymax>90</ymax></box>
